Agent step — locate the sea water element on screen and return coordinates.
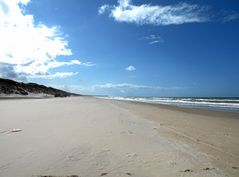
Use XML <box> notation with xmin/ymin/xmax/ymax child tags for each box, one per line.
<box><xmin>97</xmin><ymin>96</ymin><xmax>239</xmax><ymax>113</ymax></box>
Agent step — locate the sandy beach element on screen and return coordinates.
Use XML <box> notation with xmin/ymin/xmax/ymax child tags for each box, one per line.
<box><xmin>0</xmin><ymin>96</ymin><xmax>238</xmax><ymax>177</ymax></box>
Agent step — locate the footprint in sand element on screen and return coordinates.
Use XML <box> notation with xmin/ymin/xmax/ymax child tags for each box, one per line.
<box><xmin>202</xmin><ymin>167</ymin><xmax>215</xmax><ymax>171</ymax></box>
<box><xmin>126</xmin><ymin>153</ymin><xmax>137</xmax><ymax>158</ymax></box>
<box><xmin>182</xmin><ymin>169</ymin><xmax>193</xmax><ymax>172</ymax></box>
<box><xmin>100</xmin><ymin>172</ymin><xmax>108</xmax><ymax>176</ymax></box>
<box><xmin>126</xmin><ymin>172</ymin><xmax>132</xmax><ymax>175</ymax></box>
<box><xmin>120</xmin><ymin>130</ymin><xmax>134</xmax><ymax>135</ymax></box>
<box><xmin>68</xmin><ymin>155</ymin><xmax>81</xmax><ymax>161</ymax></box>
<box><xmin>169</xmin><ymin>162</ymin><xmax>177</xmax><ymax>167</ymax></box>
<box><xmin>128</xmin><ymin>130</ymin><xmax>133</xmax><ymax>134</ymax></box>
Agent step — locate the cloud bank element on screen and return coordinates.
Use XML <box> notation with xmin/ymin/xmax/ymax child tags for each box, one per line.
<box><xmin>0</xmin><ymin>0</ymin><xmax>94</xmax><ymax>80</ymax></box>
<box><xmin>99</xmin><ymin>0</ymin><xmax>210</xmax><ymax>26</ymax></box>
<box><xmin>52</xmin><ymin>83</ymin><xmax>185</xmax><ymax>96</ymax></box>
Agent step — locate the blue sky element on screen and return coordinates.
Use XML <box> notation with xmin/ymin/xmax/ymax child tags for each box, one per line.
<box><xmin>0</xmin><ymin>0</ymin><xmax>239</xmax><ymax>97</ymax></box>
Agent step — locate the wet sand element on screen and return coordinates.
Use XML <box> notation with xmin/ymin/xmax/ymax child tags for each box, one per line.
<box><xmin>0</xmin><ymin>96</ymin><xmax>238</xmax><ymax>177</ymax></box>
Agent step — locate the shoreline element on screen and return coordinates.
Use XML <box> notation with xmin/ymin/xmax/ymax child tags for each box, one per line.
<box><xmin>105</xmin><ymin>98</ymin><xmax>239</xmax><ymax>119</ymax></box>
<box><xmin>97</xmin><ymin>96</ymin><xmax>239</xmax><ymax>113</ymax></box>
<box><xmin>1</xmin><ymin>95</ymin><xmax>239</xmax><ymax>115</ymax></box>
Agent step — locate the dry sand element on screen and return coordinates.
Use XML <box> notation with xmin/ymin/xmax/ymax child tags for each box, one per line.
<box><xmin>0</xmin><ymin>96</ymin><xmax>238</xmax><ymax>177</ymax></box>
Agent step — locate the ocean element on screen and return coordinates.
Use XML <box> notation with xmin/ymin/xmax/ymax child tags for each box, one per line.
<box><xmin>97</xmin><ymin>96</ymin><xmax>239</xmax><ymax>113</ymax></box>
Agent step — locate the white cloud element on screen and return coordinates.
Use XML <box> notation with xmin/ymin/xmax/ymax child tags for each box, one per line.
<box><xmin>223</xmin><ymin>13</ymin><xmax>239</xmax><ymax>22</ymax></box>
<box><xmin>15</xmin><ymin>60</ymin><xmax>95</xmax><ymax>75</ymax></box>
<box><xmin>148</xmin><ymin>41</ymin><xmax>159</xmax><ymax>45</ymax></box>
<box><xmin>99</xmin><ymin>0</ymin><xmax>209</xmax><ymax>26</ymax></box>
<box><xmin>144</xmin><ymin>34</ymin><xmax>162</xmax><ymax>45</ymax></box>
<box><xmin>98</xmin><ymin>5</ymin><xmax>111</xmax><ymax>15</ymax></box>
<box><xmin>126</xmin><ymin>65</ymin><xmax>136</xmax><ymax>71</ymax></box>
<box><xmin>92</xmin><ymin>83</ymin><xmax>182</xmax><ymax>90</ymax></box>
<box><xmin>79</xmin><ymin>62</ymin><xmax>96</xmax><ymax>67</ymax></box>
<box><xmin>94</xmin><ymin>83</ymin><xmax>148</xmax><ymax>89</ymax></box>
<box><xmin>0</xmin><ymin>0</ymin><xmax>94</xmax><ymax>80</ymax></box>
<box><xmin>29</xmin><ymin>72</ymin><xmax>78</xmax><ymax>79</ymax></box>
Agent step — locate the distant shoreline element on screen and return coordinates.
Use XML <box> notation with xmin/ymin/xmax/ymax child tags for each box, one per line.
<box><xmin>105</xmin><ymin>98</ymin><xmax>239</xmax><ymax>119</ymax></box>
<box><xmin>1</xmin><ymin>94</ymin><xmax>239</xmax><ymax>114</ymax></box>
<box><xmin>0</xmin><ymin>94</ymin><xmax>81</xmax><ymax>100</ymax></box>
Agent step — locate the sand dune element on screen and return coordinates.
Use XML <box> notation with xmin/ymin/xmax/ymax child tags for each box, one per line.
<box><xmin>0</xmin><ymin>97</ymin><xmax>238</xmax><ymax>177</ymax></box>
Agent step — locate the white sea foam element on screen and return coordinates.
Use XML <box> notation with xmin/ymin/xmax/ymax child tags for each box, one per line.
<box><xmin>97</xmin><ymin>96</ymin><xmax>239</xmax><ymax>112</ymax></box>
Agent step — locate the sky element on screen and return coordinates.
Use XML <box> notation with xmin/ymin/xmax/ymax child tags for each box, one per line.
<box><xmin>0</xmin><ymin>0</ymin><xmax>239</xmax><ymax>97</ymax></box>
